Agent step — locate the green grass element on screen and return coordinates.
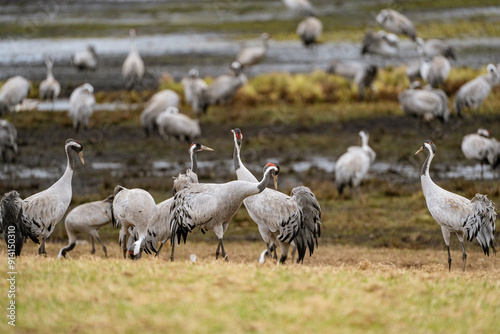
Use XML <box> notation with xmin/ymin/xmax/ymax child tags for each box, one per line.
<box><xmin>1</xmin><ymin>243</ymin><xmax>500</xmax><ymax>334</ymax></box>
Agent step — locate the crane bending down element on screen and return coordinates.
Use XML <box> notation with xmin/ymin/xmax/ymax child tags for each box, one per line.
<box><xmin>0</xmin><ymin>139</ymin><xmax>84</xmax><ymax>256</ymax></box>
<box><xmin>169</xmin><ymin>162</ymin><xmax>280</xmax><ymax>261</ymax></box>
<box><xmin>415</xmin><ymin>140</ymin><xmax>496</xmax><ymax>271</ymax></box>
<box><xmin>137</xmin><ymin>142</ymin><xmax>214</xmax><ymax>257</ymax></box>
<box><xmin>461</xmin><ymin>129</ymin><xmax>500</xmax><ymax>179</ymax></box>
<box><xmin>232</xmin><ymin>128</ymin><xmax>321</xmax><ymax>264</ymax></box>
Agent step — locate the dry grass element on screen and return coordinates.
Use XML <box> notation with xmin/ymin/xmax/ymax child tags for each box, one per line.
<box><xmin>1</xmin><ymin>242</ymin><xmax>500</xmax><ymax>334</ymax></box>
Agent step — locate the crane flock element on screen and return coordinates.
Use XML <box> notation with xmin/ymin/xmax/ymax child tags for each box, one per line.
<box><xmin>0</xmin><ymin>4</ymin><xmax>498</xmax><ymax>272</ymax></box>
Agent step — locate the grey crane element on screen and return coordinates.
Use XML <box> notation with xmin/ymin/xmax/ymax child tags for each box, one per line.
<box><xmin>419</xmin><ymin>55</ymin><xmax>451</xmax><ymax>88</ymax></box>
<box><xmin>69</xmin><ymin>83</ymin><xmax>95</xmax><ymax>131</ymax></box>
<box><xmin>0</xmin><ymin>75</ymin><xmax>30</xmax><ymax>117</ymax></box>
<box><xmin>155</xmin><ymin>106</ymin><xmax>201</xmax><ymax>142</ymax></box>
<box><xmin>375</xmin><ymin>9</ymin><xmax>417</xmax><ymax>41</ymax></box>
<box><xmin>399</xmin><ymin>81</ymin><xmax>450</xmax><ymax>122</ymax></box>
<box><xmin>461</xmin><ymin>129</ymin><xmax>500</xmax><ymax>179</ymax></box>
<box><xmin>361</xmin><ymin>30</ymin><xmax>399</xmax><ymax>57</ymax></box>
<box><xmin>111</xmin><ymin>185</ymin><xmax>157</xmax><ymax>259</ymax></box>
<box><xmin>297</xmin><ymin>16</ymin><xmax>323</xmax><ymax>48</ymax></box>
<box><xmin>122</xmin><ymin>28</ymin><xmax>145</xmax><ymax>90</ymax></box>
<box><xmin>237</xmin><ymin>32</ymin><xmax>271</xmax><ymax>68</ymax></box>
<box><xmin>327</xmin><ymin>60</ymin><xmax>378</xmax><ymax>101</ymax></box>
<box><xmin>0</xmin><ymin>191</ymin><xmax>39</xmax><ymax>256</ymax></box>
<box><xmin>181</xmin><ymin>69</ymin><xmax>208</xmax><ymax>116</ymax></box>
<box><xmin>39</xmin><ymin>57</ymin><xmax>61</xmax><ymax>101</ymax></box>
<box><xmin>0</xmin><ymin>119</ymin><xmax>18</xmax><ymax>162</ymax></box>
<box><xmin>72</xmin><ymin>45</ymin><xmax>97</xmax><ymax>71</ymax></box>
<box><xmin>416</xmin><ymin>37</ymin><xmax>456</xmax><ymax>60</ymax></box>
<box><xmin>335</xmin><ymin>131</ymin><xmax>376</xmax><ymax>196</ymax></box>
<box><xmin>139</xmin><ymin>142</ymin><xmax>214</xmax><ymax>257</ymax></box>
<box><xmin>140</xmin><ymin>89</ymin><xmax>180</xmax><ymax>136</ymax></box>
<box><xmin>454</xmin><ymin>64</ymin><xmax>500</xmax><ymax>117</ymax></box>
<box><xmin>1</xmin><ymin>139</ymin><xmax>84</xmax><ymax>255</ymax></box>
<box><xmin>169</xmin><ymin>162</ymin><xmax>280</xmax><ymax>261</ymax></box>
<box><xmin>205</xmin><ymin>61</ymin><xmax>247</xmax><ymax>116</ymax></box>
<box><xmin>281</xmin><ymin>0</ymin><xmax>313</xmax><ymax>16</ymax></box>
<box><xmin>58</xmin><ymin>194</ymin><xmax>114</xmax><ymax>258</ymax></box>
<box><xmin>232</xmin><ymin>128</ymin><xmax>321</xmax><ymax>264</ymax></box>
<box><xmin>415</xmin><ymin>140</ymin><xmax>496</xmax><ymax>271</ymax></box>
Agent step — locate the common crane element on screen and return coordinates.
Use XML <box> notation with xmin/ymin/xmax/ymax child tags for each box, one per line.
<box><xmin>72</xmin><ymin>45</ymin><xmax>97</xmax><ymax>71</ymax></box>
<box><xmin>139</xmin><ymin>142</ymin><xmax>214</xmax><ymax>258</ymax></box>
<box><xmin>237</xmin><ymin>33</ymin><xmax>271</xmax><ymax>68</ymax></box>
<box><xmin>122</xmin><ymin>28</ymin><xmax>145</xmax><ymax>90</ymax></box>
<box><xmin>461</xmin><ymin>129</ymin><xmax>500</xmax><ymax>179</ymax></box>
<box><xmin>69</xmin><ymin>83</ymin><xmax>95</xmax><ymax>131</ymax></box>
<box><xmin>327</xmin><ymin>60</ymin><xmax>378</xmax><ymax>101</ymax></box>
<box><xmin>0</xmin><ymin>139</ymin><xmax>84</xmax><ymax>256</ymax></box>
<box><xmin>181</xmin><ymin>69</ymin><xmax>208</xmax><ymax>116</ymax></box>
<box><xmin>454</xmin><ymin>64</ymin><xmax>499</xmax><ymax>117</ymax></box>
<box><xmin>335</xmin><ymin>131</ymin><xmax>376</xmax><ymax>196</ymax></box>
<box><xmin>169</xmin><ymin>162</ymin><xmax>280</xmax><ymax>261</ymax></box>
<box><xmin>39</xmin><ymin>57</ymin><xmax>61</xmax><ymax>101</ymax></box>
<box><xmin>297</xmin><ymin>16</ymin><xmax>323</xmax><ymax>48</ymax></box>
<box><xmin>0</xmin><ymin>76</ymin><xmax>30</xmax><ymax>117</ymax></box>
<box><xmin>375</xmin><ymin>9</ymin><xmax>417</xmax><ymax>41</ymax></box>
<box><xmin>232</xmin><ymin>128</ymin><xmax>321</xmax><ymax>264</ymax></box>
<box><xmin>415</xmin><ymin>140</ymin><xmax>496</xmax><ymax>271</ymax></box>
<box><xmin>58</xmin><ymin>194</ymin><xmax>114</xmax><ymax>258</ymax></box>
<box><xmin>140</xmin><ymin>89</ymin><xmax>180</xmax><ymax>136</ymax></box>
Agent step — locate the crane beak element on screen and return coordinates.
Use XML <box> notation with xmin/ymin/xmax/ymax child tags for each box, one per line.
<box><xmin>78</xmin><ymin>151</ymin><xmax>85</xmax><ymax>165</ymax></box>
<box><xmin>200</xmin><ymin>145</ymin><xmax>214</xmax><ymax>152</ymax></box>
<box><xmin>414</xmin><ymin>147</ymin><xmax>424</xmax><ymax>155</ymax></box>
<box><xmin>273</xmin><ymin>174</ymin><xmax>278</xmax><ymax>190</ymax></box>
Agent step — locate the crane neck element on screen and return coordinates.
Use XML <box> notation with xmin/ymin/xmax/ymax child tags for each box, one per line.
<box><xmin>190</xmin><ymin>149</ymin><xmax>198</xmax><ymax>174</ymax></box>
<box><xmin>421</xmin><ymin>151</ymin><xmax>434</xmax><ymax>177</ymax></box>
<box><xmin>233</xmin><ymin>139</ymin><xmax>242</xmax><ymax>171</ymax></box>
<box><xmin>257</xmin><ymin>167</ymin><xmax>275</xmax><ymax>193</ymax></box>
<box><xmin>66</xmin><ymin>144</ymin><xmax>77</xmax><ymax>171</ymax></box>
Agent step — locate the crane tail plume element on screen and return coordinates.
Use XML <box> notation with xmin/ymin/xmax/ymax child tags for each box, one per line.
<box><xmin>463</xmin><ymin>194</ymin><xmax>496</xmax><ymax>256</ymax></box>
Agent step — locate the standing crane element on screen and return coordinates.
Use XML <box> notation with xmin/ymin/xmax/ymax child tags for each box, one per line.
<box><xmin>399</xmin><ymin>81</ymin><xmax>449</xmax><ymax>123</ymax></box>
<box><xmin>0</xmin><ymin>139</ymin><xmax>84</xmax><ymax>256</ymax></box>
<box><xmin>69</xmin><ymin>83</ymin><xmax>95</xmax><ymax>131</ymax></box>
<box><xmin>415</xmin><ymin>140</ymin><xmax>496</xmax><ymax>271</ymax></box>
<box><xmin>361</xmin><ymin>30</ymin><xmax>399</xmax><ymax>57</ymax></box>
<box><xmin>169</xmin><ymin>162</ymin><xmax>280</xmax><ymax>262</ymax></box>
<box><xmin>139</xmin><ymin>142</ymin><xmax>214</xmax><ymax>258</ymax></box>
<box><xmin>39</xmin><ymin>57</ymin><xmax>61</xmax><ymax>101</ymax></box>
<box><xmin>181</xmin><ymin>69</ymin><xmax>208</xmax><ymax>116</ymax></box>
<box><xmin>232</xmin><ymin>128</ymin><xmax>321</xmax><ymax>264</ymax></box>
<box><xmin>0</xmin><ymin>76</ymin><xmax>30</xmax><ymax>117</ymax></box>
<box><xmin>461</xmin><ymin>129</ymin><xmax>500</xmax><ymax>179</ymax></box>
<box><xmin>297</xmin><ymin>16</ymin><xmax>323</xmax><ymax>48</ymax></box>
<box><xmin>327</xmin><ymin>60</ymin><xmax>378</xmax><ymax>101</ymax></box>
<box><xmin>122</xmin><ymin>28</ymin><xmax>145</xmax><ymax>90</ymax></box>
<box><xmin>335</xmin><ymin>131</ymin><xmax>376</xmax><ymax>196</ymax></box>
<box><xmin>454</xmin><ymin>64</ymin><xmax>499</xmax><ymax>117</ymax></box>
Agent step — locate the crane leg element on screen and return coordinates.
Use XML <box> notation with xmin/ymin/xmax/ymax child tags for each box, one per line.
<box><xmin>447</xmin><ymin>245</ymin><xmax>452</xmax><ymax>271</ymax></box>
<box><xmin>95</xmin><ymin>236</ymin><xmax>107</xmax><ymax>257</ymax></box>
<box><xmin>170</xmin><ymin>242</ymin><xmax>176</xmax><ymax>262</ymax></box>
<box><xmin>122</xmin><ymin>235</ymin><xmax>128</xmax><ymax>259</ymax></box>
<box><xmin>38</xmin><ymin>238</ymin><xmax>47</xmax><ymax>256</ymax></box>
<box><xmin>91</xmin><ymin>237</ymin><xmax>96</xmax><ymax>254</ymax></box>
<box><xmin>480</xmin><ymin>163</ymin><xmax>484</xmax><ymax>180</ymax></box>
<box><xmin>216</xmin><ymin>238</ymin><xmax>229</xmax><ymax>261</ymax></box>
<box><xmin>155</xmin><ymin>242</ymin><xmax>165</xmax><ymax>258</ymax></box>
<box><xmin>461</xmin><ymin>242</ymin><xmax>467</xmax><ymax>272</ymax></box>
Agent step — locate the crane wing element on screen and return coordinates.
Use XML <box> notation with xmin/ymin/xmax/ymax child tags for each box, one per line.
<box><xmin>291</xmin><ymin>186</ymin><xmax>322</xmax><ymax>260</ymax></box>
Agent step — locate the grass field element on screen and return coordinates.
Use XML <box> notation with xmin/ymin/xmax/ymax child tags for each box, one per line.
<box><xmin>1</xmin><ymin>242</ymin><xmax>500</xmax><ymax>334</ymax></box>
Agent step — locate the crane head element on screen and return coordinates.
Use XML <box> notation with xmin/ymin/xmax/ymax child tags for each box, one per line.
<box><xmin>190</xmin><ymin>142</ymin><xmax>214</xmax><ymax>153</ymax></box>
<box><xmin>415</xmin><ymin>140</ymin><xmax>436</xmax><ymax>156</ymax></box>
<box><xmin>264</xmin><ymin>162</ymin><xmax>280</xmax><ymax>190</ymax></box>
